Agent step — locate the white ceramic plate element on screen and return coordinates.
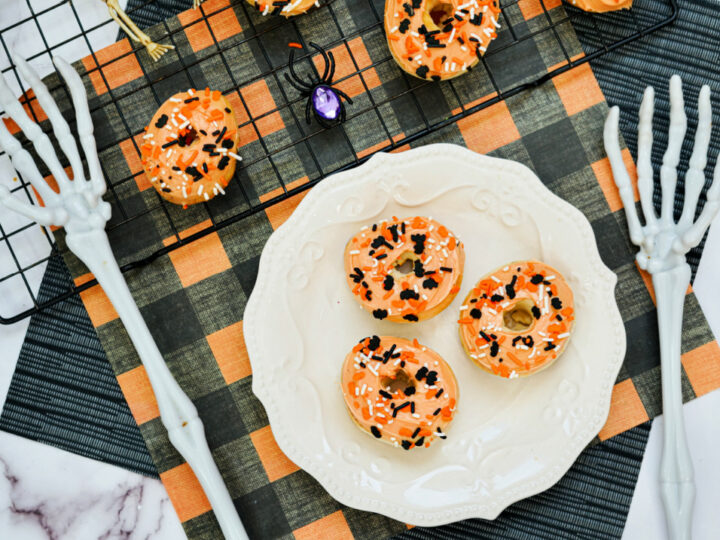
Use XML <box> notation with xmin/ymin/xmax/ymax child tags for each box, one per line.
<box><xmin>244</xmin><ymin>144</ymin><xmax>625</xmax><ymax>526</ymax></box>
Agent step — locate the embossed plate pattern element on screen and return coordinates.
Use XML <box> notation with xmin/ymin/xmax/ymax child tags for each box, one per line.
<box><xmin>244</xmin><ymin>144</ymin><xmax>625</xmax><ymax>525</ymax></box>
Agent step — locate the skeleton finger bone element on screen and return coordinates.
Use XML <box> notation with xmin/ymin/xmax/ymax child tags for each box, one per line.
<box><xmin>604</xmin><ymin>106</ymin><xmax>645</xmax><ymax>246</ymax></box>
<box><xmin>53</xmin><ymin>56</ymin><xmax>107</xmax><ymax>198</ymax></box>
<box><xmin>0</xmin><ymin>60</ymin><xmax>73</xmax><ymax>192</ymax></box>
<box><xmin>659</xmin><ymin>75</ymin><xmax>687</xmax><ymax>226</ymax></box>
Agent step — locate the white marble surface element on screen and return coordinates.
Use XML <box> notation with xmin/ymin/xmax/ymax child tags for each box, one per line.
<box><xmin>0</xmin><ymin>431</ymin><xmax>183</xmax><ymax>539</ymax></box>
<box><xmin>0</xmin><ymin>1</ymin><xmax>719</xmax><ymax>539</ymax></box>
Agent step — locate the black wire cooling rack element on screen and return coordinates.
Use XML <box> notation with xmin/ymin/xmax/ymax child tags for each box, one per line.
<box><xmin>0</xmin><ymin>0</ymin><xmax>678</xmax><ymax>324</ymax></box>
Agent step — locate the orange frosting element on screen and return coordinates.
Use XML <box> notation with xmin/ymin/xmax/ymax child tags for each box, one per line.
<box><xmin>141</xmin><ymin>88</ymin><xmax>239</xmax><ymax>206</ymax></box>
<box><xmin>384</xmin><ymin>0</ymin><xmax>501</xmax><ymax>80</ymax></box>
<box><xmin>571</xmin><ymin>0</ymin><xmax>632</xmax><ymax>12</ymax></box>
<box><xmin>246</xmin><ymin>0</ymin><xmax>318</xmax><ymax>17</ymax></box>
<box><xmin>458</xmin><ymin>260</ymin><xmax>574</xmax><ymax>378</ymax></box>
<box><xmin>344</xmin><ymin>217</ymin><xmax>464</xmax><ymax>323</ymax></box>
<box><xmin>341</xmin><ymin>336</ymin><xmax>458</xmax><ymax>449</ymax></box>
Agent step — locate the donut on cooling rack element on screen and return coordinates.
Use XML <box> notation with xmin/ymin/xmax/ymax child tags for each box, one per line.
<box><xmin>246</xmin><ymin>0</ymin><xmax>318</xmax><ymax>17</ymax></box>
<box><xmin>458</xmin><ymin>260</ymin><xmax>574</xmax><ymax>378</ymax></box>
<box><xmin>344</xmin><ymin>216</ymin><xmax>465</xmax><ymax>322</ymax></box>
<box><xmin>342</xmin><ymin>336</ymin><xmax>458</xmax><ymax>449</ymax></box>
<box><xmin>140</xmin><ymin>88</ymin><xmax>241</xmax><ymax>207</ymax></box>
<box><xmin>572</xmin><ymin>0</ymin><xmax>632</xmax><ymax>13</ymax></box>
<box><xmin>384</xmin><ymin>0</ymin><xmax>502</xmax><ymax>81</ymax></box>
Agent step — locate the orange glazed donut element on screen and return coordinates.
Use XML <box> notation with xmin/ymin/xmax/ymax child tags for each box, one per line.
<box><xmin>572</xmin><ymin>0</ymin><xmax>632</xmax><ymax>13</ymax></box>
<box><xmin>458</xmin><ymin>261</ymin><xmax>575</xmax><ymax>378</ymax></box>
<box><xmin>344</xmin><ymin>216</ymin><xmax>465</xmax><ymax>322</ymax></box>
<box><xmin>141</xmin><ymin>88</ymin><xmax>240</xmax><ymax>206</ymax></box>
<box><xmin>246</xmin><ymin>0</ymin><xmax>318</xmax><ymax>16</ymax></box>
<box><xmin>342</xmin><ymin>336</ymin><xmax>458</xmax><ymax>449</ymax></box>
<box><xmin>384</xmin><ymin>0</ymin><xmax>502</xmax><ymax>80</ymax></box>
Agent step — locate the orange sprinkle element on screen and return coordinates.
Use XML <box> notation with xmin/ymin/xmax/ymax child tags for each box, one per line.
<box><xmin>383</xmin><ymin>290</ymin><xmax>394</xmax><ymax>300</ymax></box>
<box><xmin>450</xmin><ymin>285</ymin><xmax>460</xmax><ymax>294</ymax></box>
<box><xmin>399</xmin><ymin>427</ymin><xmax>413</xmax><ymax>437</ymax></box>
<box><xmin>288</xmin><ymin>42</ymin><xmax>303</xmax><ymax>49</ymax></box>
<box><xmin>448</xmin><ymin>237</ymin><xmax>456</xmax><ymax>250</ymax></box>
<box><xmin>437</xmin><ymin>225</ymin><xmax>448</xmax><ymax>237</ymax></box>
<box><xmin>204</xmin><ymin>87</ymin><xmax>210</xmax><ymax>96</ymax></box>
<box><xmin>361</xmin><ymin>407</ymin><xmax>371</xmax><ymax>421</ymax></box>
<box><xmin>212</xmin><ymin>90</ymin><xmax>221</xmax><ymax>101</ymax></box>
<box><xmin>412</xmin><ymin>338</ymin><xmax>420</xmax><ymax>348</ymax></box>
<box><xmin>353</xmin><ymin>371</ymin><xmax>365</xmax><ymax>381</ymax></box>
<box><xmin>457</xmin><ymin>318</ymin><xmax>474</xmax><ymax>324</ymax></box>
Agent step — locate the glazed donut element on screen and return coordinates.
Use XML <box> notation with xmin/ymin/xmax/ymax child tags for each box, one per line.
<box><xmin>572</xmin><ymin>0</ymin><xmax>632</xmax><ymax>13</ymax></box>
<box><xmin>141</xmin><ymin>88</ymin><xmax>240</xmax><ymax>206</ymax></box>
<box><xmin>458</xmin><ymin>260</ymin><xmax>574</xmax><ymax>378</ymax></box>
<box><xmin>246</xmin><ymin>0</ymin><xmax>318</xmax><ymax>17</ymax></box>
<box><xmin>384</xmin><ymin>0</ymin><xmax>502</xmax><ymax>81</ymax></box>
<box><xmin>342</xmin><ymin>336</ymin><xmax>458</xmax><ymax>449</ymax></box>
<box><xmin>344</xmin><ymin>216</ymin><xmax>465</xmax><ymax>323</ymax></box>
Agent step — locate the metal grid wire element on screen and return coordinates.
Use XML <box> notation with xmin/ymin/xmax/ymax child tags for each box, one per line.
<box><xmin>0</xmin><ymin>0</ymin><xmax>678</xmax><ymax>324</ymax></box>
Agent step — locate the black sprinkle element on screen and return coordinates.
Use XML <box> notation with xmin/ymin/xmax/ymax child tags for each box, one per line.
<box><xmin>470</xmin><ymin>308</ymin><xmax>482</xmax><ymax>319</ymax></box>
<box><xmin>372</xmin><ymin>309</ymin><xmax>388</xmax><ymax>320</ymax></box>
<box><xmin>371</xmin><ymin>426</ymin><xmax>382</xmax><ymax>438</ymax></box>
<box><xmin>154</xmin><ymin>114</ymin><xmax>168</xmax><ymax>128</ymax></box>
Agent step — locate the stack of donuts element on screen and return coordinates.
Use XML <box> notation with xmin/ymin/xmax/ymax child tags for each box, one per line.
<box><xmin>341</xmin><ymin>216</ymin><xmax>574</xmax><ymax>450</ymax></box>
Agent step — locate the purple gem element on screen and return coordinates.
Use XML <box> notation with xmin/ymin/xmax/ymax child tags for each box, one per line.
<box><xmin>312</xmin><ymin>85</ymin><xmax>341</xmax><ymax>121</ymax></box>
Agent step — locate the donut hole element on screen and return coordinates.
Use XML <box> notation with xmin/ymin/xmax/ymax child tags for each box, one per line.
<box><xmin>426</xmin><ymin>0</ymin><xmax>455</xmax><ymax>28</ymax></box>
<box><xmin>178</xmin><ymin>126</ymin><xmax>198</xmax><ymax>147</ymax></box>
<box><xmin>391</xmin><ymin>251</ymin><xmax>418</xmax><ymax>277</ymax></box>
<box><xmin>503</xmin><ymin>298</ymin><xmax>536</xmax><ymax>332</ymax></box>
<box><xmin>380</xmin><ymin>369</ymin><xmax>415</xmax><ymax>394</ymax></box>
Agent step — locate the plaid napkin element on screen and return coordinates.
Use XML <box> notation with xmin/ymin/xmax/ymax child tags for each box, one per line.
<box><xmin>18</xmin><ymin>0</ymin><xmax>717</xmax><ymax>538</ymax></box>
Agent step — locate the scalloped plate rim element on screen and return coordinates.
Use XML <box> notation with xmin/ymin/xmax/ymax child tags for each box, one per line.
<box><xmin>245</xmin><ymin>143</ymin><xmax>625</xmax><ymax>525</ymax></box>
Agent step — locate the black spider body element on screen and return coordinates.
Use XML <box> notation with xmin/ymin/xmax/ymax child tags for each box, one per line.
<box><xmin>285</xmin><ymin>42</ymin><xmax>353</xmax><ymax>129</ymax></box>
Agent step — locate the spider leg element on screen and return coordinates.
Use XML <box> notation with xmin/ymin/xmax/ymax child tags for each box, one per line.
<box><xmin>288</xmin><ymin>51</ymin><xmax>314</xmax><ymax>91</ymax></box>
<box><xmin>310</xmin><ymin>42</ymin><xmax>331</xmax><ymax>84</ymax></box>
<box><xmin>285</xmin><ymin>73</ymin><xmax>311</xmax><ymax>94</ymax></box>
<box><xmin>340</xmin><ymin>103</ymin><xmax>346</xmax><ymax>123</ymax></box>
<box><xmin>327</xmin><ymin>51</ymin><xmax>336</xmax><ymax>84</ymax></box>
<box><xmin>305</xmin><ymin>97</ymin><xmax>313</xmax><ymax>125</ymax></box>
<box><xmin>334</xmin><ymin>86</ymin><xmax>353</xmax><ymax>104</ymax></box>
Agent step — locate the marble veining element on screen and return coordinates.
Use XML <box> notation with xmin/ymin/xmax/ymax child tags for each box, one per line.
<box><xmin>0</xmin><ymin>432</ymin><xmax>184</xmax><ymax>539</ymax></box>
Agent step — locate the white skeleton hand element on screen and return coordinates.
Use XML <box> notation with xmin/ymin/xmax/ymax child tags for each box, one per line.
<box><xmin>604</xmin><ymin>75</ymin><xmax>720</xmax><ymax>275</ymax></box>
<box><xmin>0</xmin><ymin>54</ymin><xmax>111</xmax><ymax>236</ymax></box>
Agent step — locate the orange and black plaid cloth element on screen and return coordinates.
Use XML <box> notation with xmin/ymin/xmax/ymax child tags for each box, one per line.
<box><xmin>17</xmin><ymin>0</ymin><xmax>716</xmax><ymax>538</ymax></box>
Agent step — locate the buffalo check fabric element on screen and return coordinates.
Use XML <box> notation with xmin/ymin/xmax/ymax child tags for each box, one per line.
<box><xmin>14</xmin><ymin>0</ymin><xmax>715</xmax><ymax>538</ymax></box>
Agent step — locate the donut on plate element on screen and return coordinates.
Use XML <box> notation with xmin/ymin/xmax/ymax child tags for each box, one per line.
<box><xmin>384</xmin><ymin>0</ymin><xmax>502</xmax><ymax>80</ymax></box>
<box><xmin>458</xmin><ymin>260</ymin><xmax>574</xmax><ymax>378</ymax></box>
<box><xmin>246</xmin><ymin>0</ymin><xmax>318</xmax><ymax>17</ymax></box>
<box><xmin>141</xmin><ymin>88</ymin><xmax>240</xmax><ymax>206</ymax></box>
<box><xmin>342</xmin><ymin>336</ymin><xmax>458</xmax><ymax>449</ymax></box>
<box><xmin>572</xmin><ymin>0</ymin><xmax>632</xmax><ymax>13</ymax></box>
<box><xmin>344</xmin><ymin>216</ymin><xmax>465</xmax><ymax>322</ymax></box>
